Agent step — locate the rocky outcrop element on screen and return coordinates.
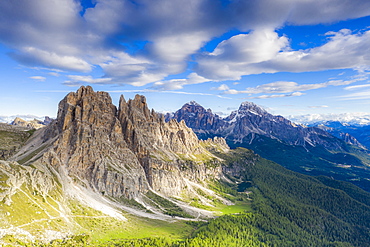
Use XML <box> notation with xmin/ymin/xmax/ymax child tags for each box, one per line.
<box><xmin>13</xmin><ymin>86</ymin><xmax>226</xmax><ymax>201</ymax></box>
<box><xmin>0</xmin><ymin>160</ymin><xmax>59</xmax><ymax>206</ymax></box>
<box><xmin>166</xmin><ymin>101</ymin><xmax>226</xmax><ymax>134</ymax></box>
<box><xmin>116</xmin><ymin>93</ymin><xmax>223</xmax><ymax>196</ymax></box>
<box><xmin>38</xmin><ymin>86</ymin><xmax>148</xmax><ymax>199</ymax></box>
<box><xmin>11</xmin><ymin>117</ymin><xmax>48</xmax><ymax>129</ymax></box>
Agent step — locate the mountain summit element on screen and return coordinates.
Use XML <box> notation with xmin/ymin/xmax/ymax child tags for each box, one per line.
<box><xmin>236</xmin><ymin>101</ymin><xmax>268</xmax><ymax>115</ymax></box>
<box><xmin>170</xmin><ymin>100</ymin><xmax>346</xmax><ymax>150</ymax></box>
<box><xmin>165</xmin><ymin>101</ymin><xmax>225</xmax><ymax>134</ymax></box>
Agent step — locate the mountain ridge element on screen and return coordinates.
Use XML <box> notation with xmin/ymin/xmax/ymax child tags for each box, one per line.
<box><xmin>167</xmin><ymin>100</ymin><xmax>370</xmax><ymax>191</ymax></box>
<box><xmin>168</xmin><ymin>100</ymin><xmax>352</xmax><ymax>150</ymax></box>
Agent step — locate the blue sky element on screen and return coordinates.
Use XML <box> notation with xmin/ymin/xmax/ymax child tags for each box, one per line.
<box><xmin>1</xmin><ymin>0</ymin><xmax>370</xmax><ymax>119</ymax></box>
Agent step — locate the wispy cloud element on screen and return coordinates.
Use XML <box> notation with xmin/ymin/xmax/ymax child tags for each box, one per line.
<box><xmin>344</xmin><ymin>84</ymin><xmax>370</xmax><ymax>90</ymax></box>
<box><xmin>248</xmin><ymin>92</ymin><xmax>305</xmax><ymax>99</ymax></box>
<box><xmin>222</xmin><ymin>76</ymin><xmax>367</xmax><ymax>96</ymax></box>
<box><xmin>64</xmin><ymin>75</ymin><xmax>112</xmax><ymax>86</ymax></box>
<box><xmin>29</xmin><ymin>76</ymin><xmax>46</xmax><ymax>82</ymax></box>
<box><xmin>48</xmin><ymin>72</ymin><xmax>60</xmax><ymax>77</ymax></box>
<box><xmin>339</xmin><ymin>90</ymin><xmax>370</xmax><ymax>100</ymax></box>
<box><xmin>308</xmin><ymin>105</ymin><xmax>329</xmax><ymax>108</ymax></box>
<box><xmin>152</xmin><ymin>73</ymin><xmax>210</xmax><ymax>90</ymax></box>
<box><xmin>211</xmin><ymin>84</ymin><xmax>230</xmax><ymax>91</ymax></box>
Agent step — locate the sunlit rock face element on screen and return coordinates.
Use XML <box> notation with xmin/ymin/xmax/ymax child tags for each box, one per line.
<box><xmin>18</xmin><ymin>86</ymin><xmax>226</xmax><ymax>200</ymax></box>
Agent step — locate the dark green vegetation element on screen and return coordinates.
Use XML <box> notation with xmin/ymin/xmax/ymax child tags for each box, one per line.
<box><xmin>145</xmin><ymin>191</ymin><xmax>193</xmax><ymax>218</ymax></box>
<box><xmin>15</xmin><ymin>147</ymin><xmax>370</xmax><ymax>247</ymax></box>
<box><xmin>0</xmin><ymin>123</ymin><xmax>35</xmax><ymax>160</ymax></box>
<box><xmin>227</xmin><ymin>133</ymin><xmax>370</xmax><ymax>192</ymax></box>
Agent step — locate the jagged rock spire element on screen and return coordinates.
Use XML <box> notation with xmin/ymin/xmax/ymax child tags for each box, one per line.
<box><xmin>26</xmin><ymin>86</ymin><xmax>225</xmax><ymax>200</ymax></box>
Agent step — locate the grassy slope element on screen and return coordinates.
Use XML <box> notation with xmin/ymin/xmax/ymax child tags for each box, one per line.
<box><xmin>24</xmin><ymin>147</ymin><xmax>370</xmax><ymax>247</ymax></box>
<box><xmin>0</xmin><ymin>174</ymin><xmax>197</xmax><ymax>246</ymax></box>
<box><xmin>0</xmin><ymin>124</ymin><xmax>34</xmax><ymax>160</ymax></box>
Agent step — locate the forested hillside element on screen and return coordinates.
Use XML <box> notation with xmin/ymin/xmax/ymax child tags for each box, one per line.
<box><xmin>18</xmin><ymin>148</ymin><xmax>370</xmax><ymax>247</ymax></box>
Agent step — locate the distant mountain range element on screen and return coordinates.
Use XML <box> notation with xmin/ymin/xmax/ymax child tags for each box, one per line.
<box><xmin>167</xmin><ymin>101</ymin><xmax>370</xmax><ymax>191</ymax></box>
<box><xmin>167</xmin><ymin>101</ymin><xmax>351</xmax><ymax>150</ymax></box>
<box><xmin>0</xmin><ymin>115</ymin><xmax>52</xmax><ymax>129</ymax></box>
<box><xmin>289</xmin><ymin>112</ymin><xmax>370</xmax><ymax>126</ymax></box>
<box><xmin>0</xmin><ymin>115</ymin><xmax>46</xmax><ymax>123</ymax></box>
<box><xmin>309</xmin><ymin>121</ymin><xmax>370</xmax><ymax>150</ymax></box>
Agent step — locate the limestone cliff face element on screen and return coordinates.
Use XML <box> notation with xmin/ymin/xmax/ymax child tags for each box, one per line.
<box><xmin>17</xmin><ymin>86</ymin><xmax>226</xmax><ymax>201</ymax></box>
<box><xmin>117</xmin><ymin>94</ymin><xmax>221</xmax><ymax>194</ymax></box>
<box><xmin>41</xmin><ymin>86</ymin><xmax>149</xmax><ymax>199</ymax></box>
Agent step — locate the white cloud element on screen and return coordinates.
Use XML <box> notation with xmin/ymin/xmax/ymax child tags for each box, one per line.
<box><xmin>223</xmin><ymin>72</ymin><xmax>370</xmax><ymax>99</ymax></box>
<box><xmin>344</xmin><ymin>84</ymin><xmax>370</xmax><ymax>90</ymax></box>
<box><xmin>29</xmin><ymin>76</ymin><xmax>46</xmax><ymax>81</ymax></box>
<box><xmin>248</xmin><ymin>92</ymin><xmax>304</xmax><ymax>99</ymax></box>
<box><xmin>65</xmin><ymin>75</ymin><xmax>112</xmax><ymax>85</ymax></box>
<box><xmin>196</xmin><ymin>29</ymin><xmax>289</xmax><ymax>80</ymax></box>
<box><xmin>308</xmin><ymin>105</ymin><xmax>329</xmax><ymax>109</ymax></box>
<box><xmin>11</xmin><ymin>47</ymin><xmax>91</xmax><ymax>72</ymax></box>
<box><xmin>222</xmin><ymin>73</ymin><xmax>368</xmax><ymax>95</ymax></box>
<box><xmin>224</xmin><ymin>81</ymin><xmax>322</xmax><ymax>94</ymax></box>
<box><xmin>152</xmin><ymin>73</ymin><xmax>210</xmax><ymax>90</ymax></box>
<box><xmin>211</xmin><ymin>84</ymin><xmax>230</xmax><ymax>91</ymax></box>
<box><xmin>148</xmin><ymin>32</ymin><xmax>209</xmax><ymax>64</ymax></box>
<box><xmin>196</xmin><ymin>29</ymin><xmax>370</xmax><ymax>80</ymax></box>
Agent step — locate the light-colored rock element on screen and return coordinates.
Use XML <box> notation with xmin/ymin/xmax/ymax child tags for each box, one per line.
<box><xmin>13</xmin><ymin>86</ymin><xmax>228</xmax><ymax>201</ymax></box>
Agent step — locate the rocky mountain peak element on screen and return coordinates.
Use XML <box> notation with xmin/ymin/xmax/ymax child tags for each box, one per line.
<box><xmin>238</xmin><ymin>101</ymin><xmax>267</xmax><ymax>115</ymax></box>
<box><xmin>182</xmin><ymin>101</ymin><xmax>208</xmax><ymax>114</ymax></box>
<box><xmin>119</xmin><ymin>94</ymin><xmax>153</xmax><ymax>124</ymax></box>
<box><xmin>167</xmin><ymin>101</ymin><xmax>225</xmax><ymax>133</ymax></box>
<box><xmin>189</xmin><ymin>100</ymin><xmax>201</xmax><ymax>106</ymax></box>
<box><xmin>11</xmin><ymin>117</ymin><xmax>46</xmax><ymax>129</ymax></box>
<box><xmin>56</xmin><ymin>85</ymin><xmax>117</xmax><ymax>133</ymax></box>
<box><xmin>14</xmin><ymin>86</ymin><xmax>227</xmax><ymax>203</ymax></box>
